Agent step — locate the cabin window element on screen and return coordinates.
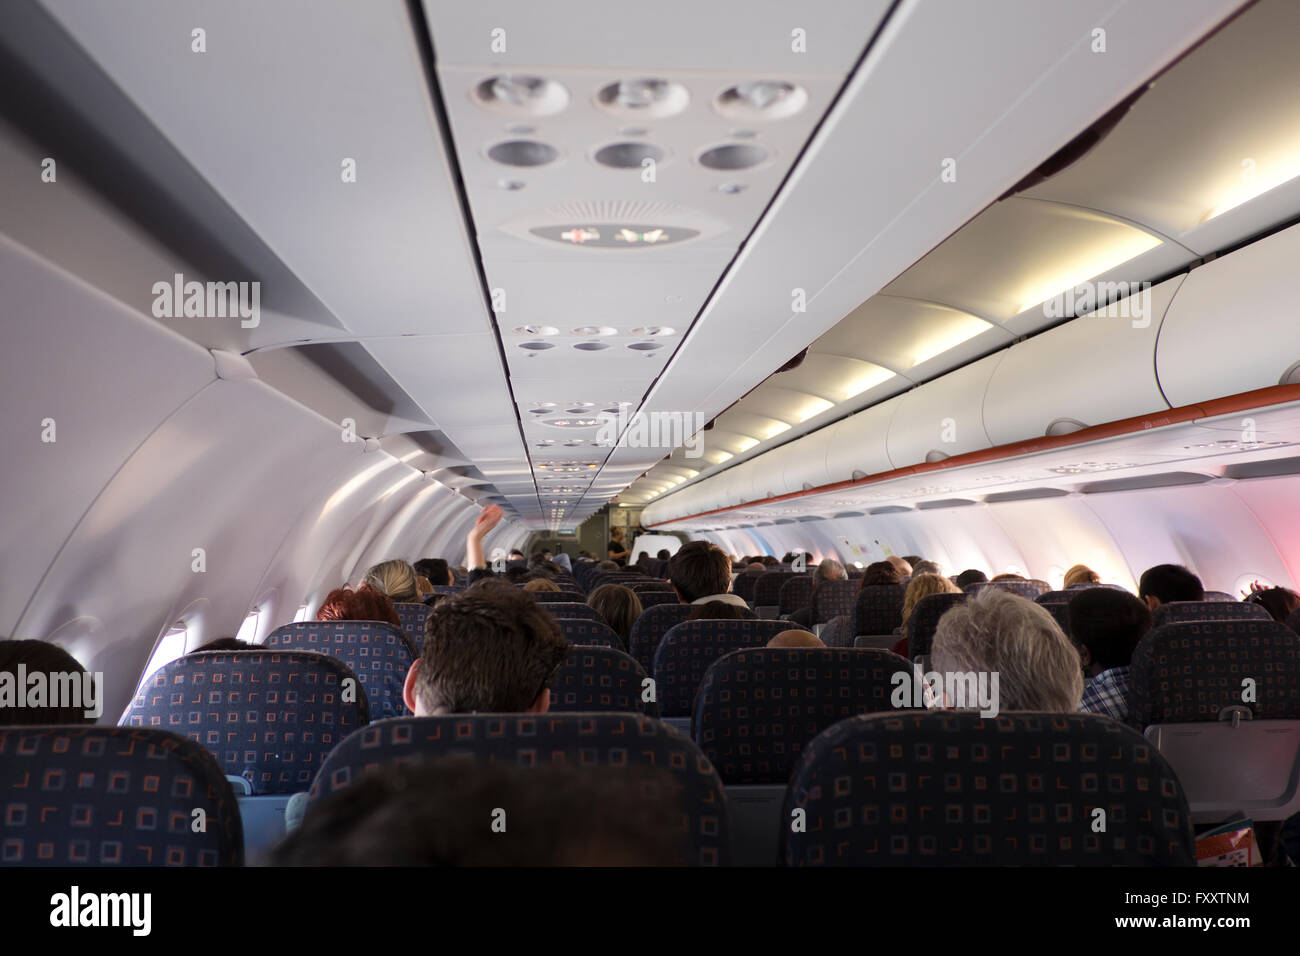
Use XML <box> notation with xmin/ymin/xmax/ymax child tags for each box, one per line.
<box><xmin>235</xmin><ymin>608</ymin><xmax>261</xmax><ymax>643</ymax></box>
<box><xmin>139</xmin><ymin>622</ymin><xmax>188</xmax><ymax>684</ymax></box>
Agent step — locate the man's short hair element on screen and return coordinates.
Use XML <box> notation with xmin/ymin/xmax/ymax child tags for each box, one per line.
<box><xmin>413</xmin><ymin>587</ymin><xmax>571</xmax><ymax>714</ymax></box>
<box><xmin>954</xmin><ymin>569</ymin><xmax>987</xmax><ymax>588</ymax></box>
<box><xmin>414</xmin><ymin>558</ymin><xmax>451</xmax><ymax>586</ymax></box>
<box><xmin>910</xmin><ymin>560</ymin><xmax>941</xmax><ymax>577</ymax></box>
<box><xmin>932</xmin><ymin>588</ymin><xmax>1083</xmax><ymax>712</ymax></box>
<box><xmin>668</xmin><ymin>541</ymin><xmax>731</xmax><ymax>602</ymax></box>
<box><xmin>1137</xmin><ymin>564</ymin><xmax>1204</xmax><ymax>604</ymax></box>
<box><xmin>1068</xmin><ymin>588</ymin><xmax>1151</xmax><ymax>671</ymax></box>
<box><xmin>271</xmin><ymin>756</ymin><xmax>686</xmax><ymax>866</ymax></box>
<box><xmin>860</xmin><ymin>561</ymin><xmax>903</xmax><ymax>587</ymax></box>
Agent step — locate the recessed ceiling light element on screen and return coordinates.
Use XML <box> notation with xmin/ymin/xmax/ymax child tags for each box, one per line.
<box><xmin>573</xmin><ymin>342</ymin><xmax>610</xmax><ymax>351</ymax></box>
<box><xmin>594</xmin><ymin>142</ymin><xmax>666</xmax><ymax>169</ymax></box>
<box><xmin>698</xmin><ymin>143</ymin><xmax>769</xmax><ymax>171</ymax></box>
<box><xmin>717</xmin><ymin>182</ymin><xmax>747</xmax><ymax>194</ymax></box>
<box><xmin>498</xmin><ymin>179</ymin><xmax>526</xmax><ymax>191</ymax></box>
<box><xmin>518</xmin><ymin>341</ymin><xmax>554</xmax><ymax>351</ymax></box>
<box><xmin>627</xmin><ymin>342</ymin><xmax>662</xmax><ymax>351</ymax></box>
<box><xmin>488</xmin><ymin>140</ymin><xmax>559</xmax><ymax>168</ymax></box>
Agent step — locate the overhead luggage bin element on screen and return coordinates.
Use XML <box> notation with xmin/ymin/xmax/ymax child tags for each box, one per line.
<box><xmin>885</xmin><ymin>353</ymin><xmax>1004</xmax><ymax>469</ymax></box>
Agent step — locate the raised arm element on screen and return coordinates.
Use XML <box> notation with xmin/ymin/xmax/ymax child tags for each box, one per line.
<box><xmin>466</xmin><ymin>504</ymin><xmax>504</xmax><ymax>570</ymax></box>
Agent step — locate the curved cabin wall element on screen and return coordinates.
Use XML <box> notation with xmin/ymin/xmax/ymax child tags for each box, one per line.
<box><xmin>1</xmin><ymin>237</ymin><xmax>527</xmax><ymax>722</ymax></box>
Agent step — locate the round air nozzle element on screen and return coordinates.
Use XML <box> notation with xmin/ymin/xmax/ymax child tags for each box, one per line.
<box><xmin>595</xmin><ymin>79</ymin><xmax>689</xmax><ymax>118</ymax></box>
<box><xmin>714</xmin><ymin>81</ymin><xmax>807</xmax><ymax>121</ymax></box>
<box><xmin>473</xmin><ymin>75</ymin><xmax>569</xmax><ymax>116</ymax></box>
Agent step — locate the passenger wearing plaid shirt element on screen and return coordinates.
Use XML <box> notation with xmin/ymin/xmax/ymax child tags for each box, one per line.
<box><xmin>1068</xmin><ymin>587</ymin><xmax>1152</xmax><ymax>725</ymax></box>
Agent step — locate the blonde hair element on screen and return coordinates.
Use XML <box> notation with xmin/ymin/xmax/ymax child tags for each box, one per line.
<box><xmin>364</xmin><ymin>559</ymin><xmax>419</xmax><ymax>604</ymax></box>
<box><xmin>901</xmin><ymin>573</ymin><xmax>962</xmax><ymax>630</ymax></box>
<box><xmin>1063</xmin><ymin>564</ymin><xmax>1101</xmax><ymax>588</ymax></box>
<box><xmin>932</xmin><ymin>588</ymin><xmax>1083</xmax><ymax>712</ymax></box>
<box><xmin>523</xmin><ymin>578</ymin><xmax>560</xmax><ymax>592</ymax></box>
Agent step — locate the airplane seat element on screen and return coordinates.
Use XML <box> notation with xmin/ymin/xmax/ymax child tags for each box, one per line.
<box><xmin>1203</xmin><ymin>591</ymin><xmax>1239</xmax><ymax>603</ymax></box>
<box><xmin>732</xmin><ymin>570</ymin><xmax>764</xmax><ymax>605</ymax></box>
<box><xmin>549</xmin><ymin>645</ymin><xmax>657</xmax><ymax>716</ymax></box>
<box><xmin>540</xmin><ymin>602</ymin><xmax>602</xmax><ymax>621</ymax></box>
<box><xmin>120</xmin><ymin>649</ymin><xmax>370</xmax><ymax>864</ymax></box>
<box><xmin>552</xmin><ymin>618</ymin><xmax>625</xmax><ymax>652</ymax></box>
<box><xmin>1287</xmin><ymin>608</ymin><xmax>1300</xmax><ymax>635</ymax></box>
<box><xmin>653</xmin><ymin>619</ymin><xmax>810</xmax><ymax>720</ymax></box>
<box><xmin>304</xmin><ymin>713</ymin><xmax>731</xmax><ymax>865</ymax></box>
<box><xmin>693</xmin><ymin>647</ymin><xmax>913</xmax><ymax>866</ymax></box>
<box><xmin>811</xmin><ymin>579</ymin><xmax>858</xmax><ymax>626</ymax></box>
<box><xmin>964</xmin><ymin>580</ymin><xmax>1048</xmax><ymax>600</ymax></box>
<box><xmin>1150</xmin><ymin>600</ymin><xmax>1272</xmax><ymax>629</ymax></box>
<box><xmin>636</xmin><ymin>590</ymin><xmax>681</xmax><ymax>608</ymax></box>
<box><xmin>778</xmin><ymin>576</ymin><xmax>816</xmax><ymax>617</ymax></box>
<box><xmin>628</xmin><ymin>603</ymin><xmax>693</xmax><ymax>674</ymax></box>
<box><xmin>0</xmin><ymin>726</ymin><xmax>243</xmax><ymax>866</ymax></box>
<box><xmin>854</xmin><ymin>584</ymin><xmax>906</xmax><ymax>637</ymax></box>
<box><xmin>264</xmin><ymin>622</ymin><xmax>415</xmax><ymax>721</ymax></box>
<box><xmin>753</xmin><ymin>570</ymin><xmax>793</xmax><ymax>616</ymax></box>
<box><xmin>393</xmin><ymin>602</ymin><xmax>431</xmax><ymax>650</ymax></box>
<box><xmin>1132</xmin><ymin>619</ymin><xmax>1300</xmax><ymax>823</ymax></box>
<box><xmin>530</xmin><ymin>590</ymin><xmax>593</xmax><ymax>605</ymax></box>
<box><xmin>782</xmin><ymin>712</ymin><xmax>1195</xmax><ymax>866</ymax></box>
<box><xmin>906</xmin><ymin>592</ymin><xmax>968</xmax><ymax>660</ymax></box>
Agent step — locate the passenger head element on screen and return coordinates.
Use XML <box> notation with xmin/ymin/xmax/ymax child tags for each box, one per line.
<box><xmin>656</xmin><ymin>549</ymin><xmax>670</xmax><ymax>561</ymax></box>
<box><xmin>586</xmin><ymin>584</ymin><xmax>642</xmax><ymax>641</ymax></box>
<box><xmin>503</xmin><ymin>565</ymin><xmax>532</xmax><ymax>584</ymax></box>
<box><xmin>991</xmin><ymin>572</ymin><xmax>1026</xmax><ymax>582</ymax></box>
<box><xmin>767</xmin><ymin>629</ymin><xmax>825</xmax><ymax>649</ymax></box>
<box><xmin>523</xmin><ymin>578</ymin><xmax>560</xmax><ymax>593</ymax></box>
<box><xmin>687</xmin><ymin>600</ymin><xmax>749</xmax><ymax>621</ymax></box>
<box><xmin>746</xmin><ymin>562</ymin><xmax>767</xmax><ymax>572</ymax></box>
<box><xmin>192</xmin><ymin>637</ymin><xmax>254</xmax><ymax>653</ymax></box>
<box><xmin>1137</xmin><ymin>564</ymin><xmax>1204</xmax><ymax>609</ymax></box>
<box><xmin>954</xmin><ymin>569</ymin><xmax>988</xmax><ymax>589</ymax></box>
<box><xmin>885</xmin><ymin>555</ymin><xmax>913</xmax><ymax>577</ymax></box>
<box><xmin>932</xmin><ymin>589</ymin><xmax>1083</xmax><ymax>712</ymax></box>
<box><xmin>317</xmin><ymin>585</ymin><xmax>403</xmax><ymax>629</ymax></box>
<box><xmin>901</xmin><ymin>573</ymin><xmax>962</xmax><ymax>630</ymax></box>
<box><xmin>364</xmin><ymin>559</ymin><xmax>419</xmax><ymax>604</ymax></box>
<box><xmin>404</xmin><ymin>586</ymin><xmax>570</xmax><ymax>716</ymax></box>
<box><xmin>0</xmin><ymin>640</ymin><xmax>96</xmax><ymax>725</ymax></box>
<box><xmin>814</xmin><ymin>558</ymin><xmax>846</xmax><ymax>583</ymax></box>
<box><xmin>270</xmin><ymin>756</ymin><xmax>686</xmax><ymax>866</ymax></box>
<box><xmin>414</xmin><ymin>558</ymin><xmax>453</xmax><ymax>587</ymax></box>
<box><xmin>667</xmin><ymin>541</ymin><xmax>731</xmax><ymax>603</ymax></box>
<box><xmin>596</xmin><ymin>560</ymin><xmax>620</xmax><ymax>572</ymax></box>
<box><xmin>910</xmin><ymin>560</ymin><xmax>941</xmax><ymax>577</ymax></box>
<box><xmin>860</xmin><ymin>561</ymin><xmax>903</xmax><ymax>587</ymax></box>
<box><xmin>900</xmin><ymin>556</ymin><xmax>924</xmax><ymax>568</ymax></box>
<box><xmin>1063</xmin><ymin>564</ymin><xmax>1101</xmax><ymax>588</ymax></box>
<box><xmin>509</xmin><ymin>549</ymin><xmax>525</xmax><ymax>560</ymax></box>
<box><xmin>1068</xmin><ymin>588</ymin><xmax>1151</xmax><ymax>676</ymax></box>
<box><xmin>1246</xmin><ymin>586</ymin><xmax>1300</xmax><ymax>624</ymax></box>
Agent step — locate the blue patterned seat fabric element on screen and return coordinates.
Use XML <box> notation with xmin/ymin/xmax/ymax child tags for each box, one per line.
<box><xmin>549</xmin><ymin>646</ymin><xmax>657</xmax><ymax>716</ymax></box>
<box><xmin>540</xmin><ymin>602</ymin><xmax>602</xmax><ymax>622</ymax></box>
<box><xmin>264</xmin><ymin>621</ymin><xmax>415</xmax><ymax>721</ymax></box>
<box><xmin>1130</xmin><ymin>619</ymin><xmax>1300</xmax><ymax>728</ymax></box>
<box><xmin>753</xmin><ymin>571</ymin><xmax>794</xmax><ymax>607</ymax></box>
<box><xmin>654</xmin><ymin>619</ymin><xmax>808</xmax><ymax>717</ymax></box>
<box><xmin>0</xmin><ymin>726</ymin><xmax>243</xmax><ymax>866</ymax></box>
<box><xmin>1149</xmin><ymin>600</ymin><xmax>1271</xmax><ymax>629</ymax></box>
<box><xmin>306</xmin><ymin>713</ymin><xmax>730</xmax><ymax>865</ymax></box>
<box><xmin>629</xmin><ymin>602</ymin><xmax>693</xmax><ymax>674</ymax></box>
<box><xmin>964</xmin><ymin>580</ymin><xmax>1048</xmax><ymax>600</ymax></box>
<box><xmin>694</xmin><ymin>647</ymin><xmax>914</xmax><ymax>785</ymax></box>
<box><xmin>121</xmin><ymin>650</ymin><xmax>369</xmax><ymax>794</ymax></box>
<box><xmin>732</xmin><ymin>571</ymin><xmax>765</xmax><ymax>604</ymax></box>
<box><xmin>906</xmin><ymin>592</ymin><xmax>967</xmax><ymax>658</ymax></box>
<box><xmin>393</xmin><ymin>602</ymin><xmax>431</xmax><ymax>649</ymax></box>
<box><xmin>637</xmin><ymin>590</ymin><xmax>681</xmax><ymax>608</ymax></box>
<box><xmin>530</xmin><ymin>590</ymin><xmax>590</xmax><ymax>604</ymax></box>
<box><xmin>811</xmin><ymin>580</ymin><xmax>859</xmax><ymax>625</ymax></box>
<box><xmin>554</xmin><ymin>618</ymin><xmax>624</xmax><ymax>652</ymax></box>
<box><xmin>779</xmin><ymin>576</ymin><xmax>817</xmax><ymax>616</ymax></box>
<box><xmin>783</xmin><ymin>712</ymin><xmax>1195</xmax><ymax>866</ymax></box>
<box><xmin>854</xmin><ymin>585</ymin><xmax>905</xmax><ymax>636</ymax></box>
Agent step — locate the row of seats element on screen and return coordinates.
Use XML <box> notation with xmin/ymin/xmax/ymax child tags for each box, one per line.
<box><xmin>3</xmin><ymin>708</ymin><xmax>1196</xmax><ymax>866</ymax></box>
